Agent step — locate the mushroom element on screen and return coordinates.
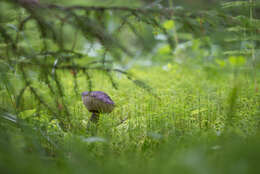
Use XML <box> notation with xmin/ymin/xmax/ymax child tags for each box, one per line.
<box><xmin>82</xmin><ymin>91</ymin><xmax>115</xmax><ymax>123</ymax></box>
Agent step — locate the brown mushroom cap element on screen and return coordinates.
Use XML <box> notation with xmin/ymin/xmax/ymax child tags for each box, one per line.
<box><xmin>82</xmin><ymin>91</ymin><xmax>115</xmax><ymax>113</ymax></box>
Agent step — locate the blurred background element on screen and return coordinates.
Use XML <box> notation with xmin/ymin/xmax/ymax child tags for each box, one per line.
<box><xmin>0</xmin><ymin>0</ymin><xmax>260</xmax><ymax>174</ymax></box>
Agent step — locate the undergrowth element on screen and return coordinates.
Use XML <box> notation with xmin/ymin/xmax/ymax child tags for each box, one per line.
<box><xmin>1</xmin><ymin>64</ymin><xmax>260</xmax><ymax>174</ymax></box>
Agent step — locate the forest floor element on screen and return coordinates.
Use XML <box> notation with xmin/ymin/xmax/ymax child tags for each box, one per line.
<box><xmin>1</xmin><ymin>64</ymin><xmax>260</xmax><ymax>174</ymax></box>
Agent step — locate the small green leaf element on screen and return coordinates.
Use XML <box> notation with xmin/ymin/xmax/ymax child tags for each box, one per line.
<box><xmin>215</xmin><ymin>59</ymin><xmax>226</xmax><ymax>67</ymax></box>
<box><xmin>191</xmin><ymin>108</ymin><xmax>207</xmax><ymax>115</ymax></box>
<box><xmin>229</xmin><ymin>56</ymin><xmax>246</xmax><ymax>66</ymax></box>
<box><xmin>237</xmin><ymin>56</ymin><xmax>246</xmax><ymax>65</ymax></box>
<box><xmin>163</xmin><ymin>20</ymin><xmax>175</xmax><ymax>30</ymax></box>
<box><xmin>20</xmin><ymin>109</ymin><xmax>36</xmax><ymax>119</ymax></box>
<box><xmin>167</xmin><ymin>63</ymin><xmax>172</xmax><ymax>70</ymax></box>
<box><xmin>158</xmin><ymin>44</ymin><xmax>171</xmax><ymax>54</ymax></box>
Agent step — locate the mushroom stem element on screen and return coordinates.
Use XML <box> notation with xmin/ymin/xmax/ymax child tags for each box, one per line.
<box><xmin>90</xmin><ymin>112</ymin><xmax>99</xmax><ymax>123</ymax></box>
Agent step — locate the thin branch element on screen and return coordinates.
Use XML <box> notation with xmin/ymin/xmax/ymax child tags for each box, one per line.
<box><xmin>45</xmin><ymin>4</ymin><xmax>175</xmax><ymax>15</ymax></box>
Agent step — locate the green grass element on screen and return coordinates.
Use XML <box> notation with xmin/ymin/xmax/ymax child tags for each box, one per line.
<box><xmin>1</xmin><ymin>64</ymin><xmax>260</xmax><ymax>174</ymax></box>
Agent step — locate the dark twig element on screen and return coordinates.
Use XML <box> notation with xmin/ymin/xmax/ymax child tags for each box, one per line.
<box><xmin>45</xmin><ymin>4</ymin><xmax>175</xmax><ymax>15</ymax></box>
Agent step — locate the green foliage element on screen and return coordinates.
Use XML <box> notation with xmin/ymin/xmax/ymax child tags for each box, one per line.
<box><xmin>1</xmin><ymin>66</ymin><xmax>260</xmax><ymax>173</ymax></box>
<box><xmin>163</xmin><ymin>20</ymin><xmax>175</xmax><ymax>31</ymax></box>
<box><xmin>228</xmin><ymin>55</ymin><xmax>246</xmax><ymax>66</ymax></box>
<box><xmin>0</xmin><ymin>0</ymin><xmax>260</xmax><ymax>173</ymax></box>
